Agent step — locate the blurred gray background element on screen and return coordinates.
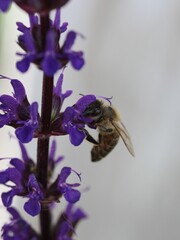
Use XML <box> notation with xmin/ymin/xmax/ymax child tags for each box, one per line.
<box><xmin>1</xmin><ymin>0</ymin><xmax>180</xmax><ymax>239</ymax></box>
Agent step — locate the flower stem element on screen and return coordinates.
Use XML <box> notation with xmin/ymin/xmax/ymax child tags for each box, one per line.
<box><xmin>37</xmin><ymin>72</ymin><xmax>54</xmax><ymax>240</ymax></box>
<box><xmin>36</xmin><ymin>14</ymin><xmax>54</xmax><ymax>240</ymax></box>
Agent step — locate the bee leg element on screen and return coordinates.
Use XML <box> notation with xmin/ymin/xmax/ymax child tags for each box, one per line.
<box><xmin>82</xmin><ymin>128</ymin><xmax>99</xmax><ymax>145</ymax></box>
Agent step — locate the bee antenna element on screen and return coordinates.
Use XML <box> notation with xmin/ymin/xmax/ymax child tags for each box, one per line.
<box><xmin>98</xmin><ymin>96</ymin><xmax>113</xmax><ymax>105</ymax></box>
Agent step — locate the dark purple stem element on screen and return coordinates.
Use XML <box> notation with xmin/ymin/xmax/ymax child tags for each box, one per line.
<box><xmin>36</xmin><ymin>14</ymin><xmax>54</xmax><ymax>240</ymax></box>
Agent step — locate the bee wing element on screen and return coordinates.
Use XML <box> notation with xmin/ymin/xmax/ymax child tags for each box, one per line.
<box><xmin>111</xmin><ymin>120</ymin><xmax>135</xmax><ymax>157</ymax></box>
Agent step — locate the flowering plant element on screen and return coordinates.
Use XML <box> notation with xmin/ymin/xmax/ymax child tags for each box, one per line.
<box><xmin>0</xmin><ymin>0</ymin><xmax>92</xmax><ymax>238</ymax></box>
<box><xmin>0</xmin><ymin>0</ymin><xmax>129</xmax><ymax>239</ymax></box>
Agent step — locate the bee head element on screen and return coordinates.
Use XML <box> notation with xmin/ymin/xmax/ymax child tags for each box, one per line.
<box><xmin>82</xmin><ymin>100</ymin><xmax>103</xmax><ymax>121</ymax></box>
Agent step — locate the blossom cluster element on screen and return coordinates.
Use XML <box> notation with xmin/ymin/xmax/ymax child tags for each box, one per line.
<box><xmin>16</xmin><ymin>10</ymin><xmax>85</xmax><ymax>76</ymax></box>
<box><xmin>0</xmin><ymin>73</ymin><xmax>97</xmax><ymax>144</ymax></box>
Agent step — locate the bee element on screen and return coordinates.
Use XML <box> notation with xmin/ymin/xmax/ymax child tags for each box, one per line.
<box><xmin>82</xmin><ymin>99</ymin><xmax>135</xmax><ymax>162</ymax></box>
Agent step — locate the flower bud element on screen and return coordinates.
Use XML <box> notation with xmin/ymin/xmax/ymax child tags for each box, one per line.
<box><xmin>15</xmin><ymin>0</ymin><xmax>70</xmax><ymax>14</ymax></box>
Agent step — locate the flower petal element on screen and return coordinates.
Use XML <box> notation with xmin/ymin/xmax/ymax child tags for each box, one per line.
<box><xmin>10</xmin><ymin>158</ymin><xmax>25</xmax><ymax>172</ymax></box>
<box><xmin>75</xmin><ymin>94</ymin><xmax>96</xmax><ymax>112</ymax></box>
<box><xmin>64</xmin><ymin>188</ymin><xmax>81</xmax><ymax>203</ymax></box>
<box><xmin>7</xmin><ymin>207</ymin><xmax>21</xmax><ymax>220</ymax></box>
<box><xmin>41</xmin><ymin>55</ymin><xmax>60</xmax><ymax>77</ymax></box>
<box><xmin>59</xmin><ymin>167</ymin><xmax>71</xmax><ymax>183</ymax></box>
<box><xmin>24</xmin><ymin>198</ymin><xmax>41</xmax><ymax>216</ymax></box>
<box><xmin>16</xmin><ymin>57</ymin><xmax>31</xmax><ymax>73</ymax></box>
<box><xmin>63</xmin><ymin>31</ymin><xmax>76</xmax><ymax>51</ymax></box>
<box><xmin>15</xmin><ymin>125</ymin><xmax>35</xmax><ymax>143</ymax></box>
<box><xmin>6</xmin><ymin>167</ymin><xmax>22</xmax><ymax>185</ymax></box>
<box><xmin>0</xmin><ymin>171</ymin><xmax>8</xmax><ymax>184</ymax></box>
<box><xmin>0</xmin><ymin>94</ymin><xmax>18</xmax><ymax>110</ymax></box>
<box><xmin>11</xmin><ymin>79</ymin><xmax>26</xmax><ymax>103</ymax></box>
<box><xmin>69</xmin><ymin>51</ymin><xmax>85</xmax><ymax>70</ymax></box>
<box><xmin>0</xmin><ymin>0</ymin><xmax>12</xmax><ymax>12</ymax></box>
<box><xmin>69</xmin><ymin>126</ymin><xmax>85</xmax><ymax>146</ymax></box>
<box><xmin>2</xmin><ymin>189</ymin><xmax>20</xmax><ymax>207</ymax></box>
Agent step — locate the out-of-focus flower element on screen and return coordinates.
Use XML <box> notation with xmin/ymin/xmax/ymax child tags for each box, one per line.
<box><xmin>16</xmin><ymin>10</ymin><xmax>85</xmax><ymax>76</ymax></box>
<box><xmin>52</xmin><ymin>203</ymin><xmax>87</xmax><ymax>240</ymax></box>
<box><xmin>1</xmin><ymin>207</ymin><xmax>40</xmax><ymax>239</ymax></box>
<box><xmin>0</xmin><ymin>77</ymin><xmax>39</xmax><ymax>143</ymax></box>
<box><xmin>0</xmin><ymin>0</ymin><xmax>69</xmax><ymax>13</ymax></box>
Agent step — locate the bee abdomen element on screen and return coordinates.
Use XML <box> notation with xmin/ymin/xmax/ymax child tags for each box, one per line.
<box><xmin>91</xmin><ymin>132</ymin><xmax>119</xmax><ymax>162</ymax></box>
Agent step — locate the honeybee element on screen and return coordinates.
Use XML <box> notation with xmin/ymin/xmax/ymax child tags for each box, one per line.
<box><xmin>82</xmin><ymin>99</ymin><xmax>135</xmax><ymax>162</ymax></box>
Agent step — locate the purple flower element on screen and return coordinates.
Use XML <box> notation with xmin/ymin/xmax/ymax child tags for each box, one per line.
<box><xmin>48</xmin><ymin>167</ymin><xmax>81</xmax><ymax>204</ymax></box>
<box><xmin>0</xmin><ymin>77</ymin><xmax>39</xmax><ymax>143</ymax></box>
<box><xmin>61</xmin><ymin>106</ymin><xmax>86</xmax><ymax>146</ymax></box>
<box><xmin>0</xmin><ymin>0</ymin><xmax>69</xmax><ymax>13</ymax></box>
<box><xmin>16</xmin><ymin>10</ymin><xmax>85</xmax><ymax>76</ymax></box>
<box><xmin>60</xmin><ymin>94</ymin><xmax>97</xmax><ymax>146</ymax></box>
<box><xmin>1</xmin><ymin>207</ymin><xmax>40</xmax><ymax>239</ymax></box>
<box><xmin>52</xmin><ymin>203</ymin><xmax>87</xmax><ymax>240</ymax></box>
<box><xmin>58</xmin><ymin>167</ymin><xmax>81</xmax><ymax>203</ymax></box>
<box><xmin>61</xmin><ymin>31</ymin><xmax>85</xmax><ymax>70</ymax></box>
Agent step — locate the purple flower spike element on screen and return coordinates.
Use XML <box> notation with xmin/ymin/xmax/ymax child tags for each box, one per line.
<box><xmin>2</xmin><ymin>207</ymin><xmax>40</xmax><ymax>239</ymax></box>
